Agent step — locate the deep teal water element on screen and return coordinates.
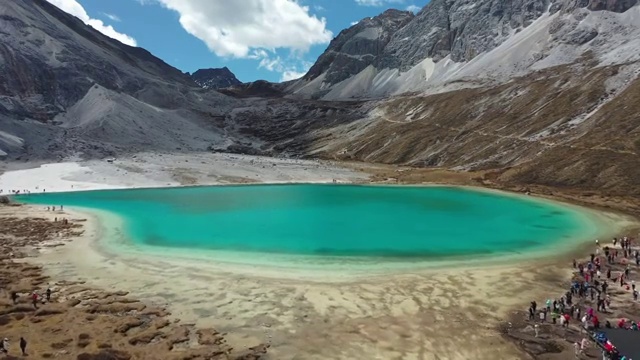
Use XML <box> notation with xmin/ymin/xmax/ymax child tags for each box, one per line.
<box><xmin>17</xmin><ymin>184</ymin><xmax>596</xmax><ymax>258</ymax></box>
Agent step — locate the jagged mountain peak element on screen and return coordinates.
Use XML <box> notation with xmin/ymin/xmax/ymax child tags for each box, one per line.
<box><xmin>301</xmin><ymin>8</ymin><xmax>414</xmax><ymax>85</ymax></box>
<box><xmin>190</xmin><ymin>67</ymin><xmax>242</xmax><ymax>89</ymax></box>
<box><xmin>288</xmin><ymin>0</ymin><xmax>640</xmax><ymax>101</ymax></box>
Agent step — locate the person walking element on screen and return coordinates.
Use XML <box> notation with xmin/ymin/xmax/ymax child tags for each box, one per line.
<box><xmin>20</xmin><ymin>337</ymin><xmax>26</xmax><ymax>356</ymax></box>
<box><xmin>31</xmin><ymin>292</ymin><xmax>38</xmax><ymax>309</ymax></box>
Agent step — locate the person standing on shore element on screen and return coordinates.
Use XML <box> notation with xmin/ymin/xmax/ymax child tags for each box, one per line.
<box><xmin>580</xmin><ymin>337</ymin><xmax>589</xmax><ymax>354</ymax></box>
<box><xmin>19</xmin><ymin>337</ymin><xmax>26</xmax><ymax>356</ymax></box>
<box><xmin>46</xmin><ymin>288</ymin><xmax>51</xmax><ymax>302</ymax></box>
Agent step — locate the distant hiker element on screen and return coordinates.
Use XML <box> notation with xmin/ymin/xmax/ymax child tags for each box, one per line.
<box><xmin>10</xmin><ymin>291</ymin><xmax>18</xmax><ymax>305</ymax></box>
<box><xmin>19</xmin><ymin>337</ymin><xmax>26</xmax><ymax>356</ymax></box>
<box><xmin>60</xmin><ymin>205</ymin><xmax>63</xmax><ymax>211</ymax></box>
<box><xmin>46</xmin><ymin>288</ymin><xmax>51</xmax><ymax>302</ymax></box>
<box><xmin>52</xmin><ymin>206</ymin><xmax>55</xmax><ymax>211</ymax></box>
<box><xmin>534</xmin><ymin>324</ymin><xmax>539</xmax><ymax>337</ymax></box>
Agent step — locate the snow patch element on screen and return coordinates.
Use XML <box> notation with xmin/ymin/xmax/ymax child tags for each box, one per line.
<box><xmin>0</xmin><ymin>131</ymin><xmax>24</xmax><ymax>147</ymax></box>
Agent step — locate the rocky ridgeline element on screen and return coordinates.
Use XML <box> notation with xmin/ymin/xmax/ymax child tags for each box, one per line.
<box><xmin>305</xmin><ymin>0</ymin><xmax>638</xmax><ymax>80</ymax></box>
<box><xmin>303</xmin><ymin>9</ymin><xmax>414</xmax><ymax>85</ymax></box>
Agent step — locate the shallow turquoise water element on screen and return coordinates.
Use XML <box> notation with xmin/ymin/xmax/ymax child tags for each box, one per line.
<box><xmin>17</xmin><ymin>184</ymin><xmax>597</xmax><ymax>258</ymax></box>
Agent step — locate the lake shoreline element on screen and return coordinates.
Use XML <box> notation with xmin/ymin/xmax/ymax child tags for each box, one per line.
<box><xmin>2</xmin><ymin>154</ymin><xmax>640</xmax><ymax>359</ymax></box>
<box><xmin>0</xmin><ymin>204</ymin><xmax>269</xmax><ymax>359</ymax></box>
<box><xmin>17</xmin><ymin>186</ymin><xmax>630</xmax><ymax>279</ymax></box>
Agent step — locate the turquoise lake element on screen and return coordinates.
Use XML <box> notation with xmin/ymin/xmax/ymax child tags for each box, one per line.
<box><xmin>17</xmin><ymin>184</ymin><xmax>598</xmax><ymax>258</ymax></box>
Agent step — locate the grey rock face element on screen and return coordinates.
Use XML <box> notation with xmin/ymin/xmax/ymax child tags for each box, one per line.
<box><xmin>0</xmin><ymin>0</ymin><xmax>195</xmax><ymax>122</ymax></box>
<box><xmin>559</xmin><ymin>0</ymin><xmax>638</xmax><ymax>11</ymax></box>
<box><xmin>304</xmin><ymin>9</ymin><xmax>414</xmax><ymax>85</ymax></box>
<box><xmin>303</xmin><ymin>0</ymin><xmax>637</xmax><ymax>81</ymax></box>
<box><xmin>190</xmin><ymin>67</ymin><xmax>242</xmax><ymax>89</ymax></box>
<box><xmin>0</xmin><ymin>0</ymin><xmax>243</xmax><ymax>160</ymax></box>
<box><xmin>378</xmin><ymin>0</ymin><xmax>549</xmax><ymax>70</ymax></box>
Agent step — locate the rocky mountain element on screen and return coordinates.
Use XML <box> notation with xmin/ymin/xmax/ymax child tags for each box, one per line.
<box><xmin>303</xmin><ymin>9</ymin><xmax>414</xmax><ymax>87</ymax></box>
<box><xmin>0</xmin><ymin>0</ymin><xmax>242</xmax><ymax>159</ymax></box>
<box><xmin>190</xmin><ymin>67</ymin><xmax>242</xmax><ymax>89</ymax></box>
<box><xmin>1</xmin><ymin>0</ymin><xmax>640</xmax><ymax>196</ymax></box>
<box><xmin>287</xmin><ymin>0</ymin><xmax>640</xmax><ymax>100</ymax></box>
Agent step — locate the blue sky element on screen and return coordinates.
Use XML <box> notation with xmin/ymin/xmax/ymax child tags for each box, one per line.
<box><xmin>52</xmin><ymin>0</ymin><xmax>427</xmax><ymax>83</ymax></box>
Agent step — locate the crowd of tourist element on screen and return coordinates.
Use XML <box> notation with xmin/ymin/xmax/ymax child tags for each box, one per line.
<box><xmin>2</xmin><ymin>288</ymin><xmax>53</xmax><ymax>356</ymax></box>
<box><xmin>526</xmin><ymin>237</ymin><xmax>639</xmax><ymax>359</ymax></box>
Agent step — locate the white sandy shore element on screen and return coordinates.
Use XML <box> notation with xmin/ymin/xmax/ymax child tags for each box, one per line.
<box><xmin>4</xmin><ymin>152</ymin><xmax>637</xmax><ymax>359</ymax></box>
<box><xmin>0</xmin><ymin>152</ymin><xmax>367</xmax><ymax>194</ymax></box>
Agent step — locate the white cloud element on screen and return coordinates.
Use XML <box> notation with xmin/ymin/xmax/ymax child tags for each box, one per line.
<box><xmin>102</xmin><ymin>13</ymin><xmax>121</xmax><ymax>22</ymax></box>
<box><xmin>45</xmin><ymin>0</ymin><xmax>137</xmax><ymax>46</ymax></box>
<box><xmin>406</xmin><ymin>5</ymin><xmax>421</xmax><ymax>13</ymax></box>
<box><xmin>154</xmin><ymin>0</ymin><xmax>333</xmax><ymax>58</ymax></box>
<box><xmin>252</xmin><ymin>50</ymin><xmax>311</xmax><ymax>82</ymax></box>
<box><xmin>280</xmin><ymin>70</ymin><xmax>307</xmax><ymax>82</ymax></box>
<box><xmin>355</xmin><ymin>0</ymin><xmax>405</xmax><ymax>6</ymax></box>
